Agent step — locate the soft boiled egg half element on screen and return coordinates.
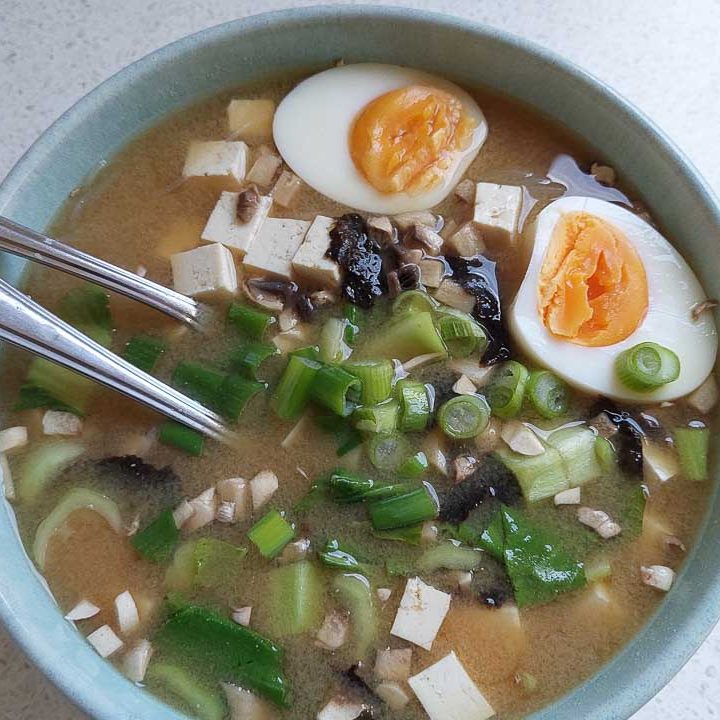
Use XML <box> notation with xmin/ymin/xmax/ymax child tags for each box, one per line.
<box><xmin>273</xmin><ymin>63</ymin><xmax>487</xmax><ymax>214</ymax></box>
<box><xmin>509</xmin><ymin>196</ymin><xmax>717</xmax><ymax>402</ymax></box>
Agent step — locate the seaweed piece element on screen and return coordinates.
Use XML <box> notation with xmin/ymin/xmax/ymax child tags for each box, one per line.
<box><xmin>589</xmin><ymin>399</ymin><xmax>650</xmax><ymax>476</ymax></box>
<box><xmin>471</xmin><ymin>559</ymin><xmax>514</xmax><ymax>609</ymax></box>
<box><xmin>438</xmin><ymin>454</ymin><xmax>522</xmax><ymax>523</ymax></box>
<box><xmin>328</xmin><ymin>214</ymin><xmax>385</xmax><ymax>308</ymax></box>
<box><xmin>96</xmin><ymin>455</ymin><xmax>181</xmax><ymax>505</ymax></box>
<box><xmin>445</xmin><ymin>255</ymin><xmax>511</xmax><ymax>363</ymax></box>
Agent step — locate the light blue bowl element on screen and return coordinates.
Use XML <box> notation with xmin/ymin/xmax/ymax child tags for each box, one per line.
<box><xmin>1</xmin><ymin>6</ymin><xmax>719</xmax><ymax>720</ymax></box>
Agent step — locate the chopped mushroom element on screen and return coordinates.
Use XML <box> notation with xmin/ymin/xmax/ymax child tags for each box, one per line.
<box><xmin>65</xmin><ymin>599</ymin><xmax>101</xmax><ymax>621</ymax></box>
<box><xmin>184</xmin><ymin>487</ymin><xmax>218</xmax><ymax>532</ymax></box>
<box><xmin>122</xmin><ymin>639</ymin><xmax>154</xmax><ymax>683</ymax></box>
<box><xmin>278</xmin><ymin>305</ymin><xmax>299</xmax><ymax>332</ymax></box>
<box><xmin>501</xmin><ymin>421</ymin><xmax>545</xmax><ymax>456</ymax></box>
<box><xmin>376</xmin><ymin>588</ymin><xmax>392</xmax><ymax>604</ymax></box>
<box><xmin>242</xmin><ymin>278</ymin><xmax>284</xmax><ymax>312</ymax></box>
<box><xmin>454</xmin><ymin>178</ymin><xmax>476</xmax><ymax>204</ymax></box>
<box><xmin>374</xmin><ymin>647</ymin><xmax>413</xmax><ymax>682</ymax></box>
<box><xmin>407</xmin><ymin>224</ymin><xmax>444</xmax><ymax>256</ymax></box>
<box><xmin>236</xmin><ymin>185</ymin><xmax>263</xmax><ymax>223</ymax></box>
<box><xmin>367</xmin><ymin>215</ymin><xmax>395</xmax><ymax>245</ymax></box>
<box><xmin>392</xmin><ymin>211</ymin><xmax>437</xmax><ymax>231</ymax></box>
<box><xmin>315</xmin><ymin>610</ymin><xmax>349</xmax><ymax>650</ymax></box>
<box><xmin>216</xmin><ymin>501</ymin><xmax>236</xmax><ymax>524</ymax></box>
<box><xmin>87</xmin><ymin>625</ymin><xmax>124</xmax><ymax>658</ymax></box>
<box><xmin>418</xmin><ymin>258</ymin><xmax>445</xmax><ymax>288</ymax></box>
<box><xmin>246</xmin><ymin>148</ymin><xmax>282</xmax><ymax>188</ymax></box>
<box><xmin>452</xmin><ymin>374</ymin><xmax>477</xmax><ymax>395</ymax></box>
<box><xmin>452</xmin><ymin>455</ymin><xmax>479</xmax><ymax>483</ymax></box>
<box><xmin>0</xmin><ymin>426</ymin><xmax>28</xmax><ymax>454</ymax></box>
<box><xmin>640</xmin><ymin>565</ymin><xmax>675</xmax><ymax>592</ymax></box>
<box><xmin>114</xmin><ymin>590</ymin><xmax>140</xmax><ymax>635</ymax></box>
<box><xmin>433</xmin><ymin>278</ymin><xmax>475</xmax><ymax>313</ymax></box>
<box><xmin>578</xmin><ymin>507</ymin><xmax>622</xmax><ymax>539</ymax></box>
<box><xmin>447</xmin><ymin>359</ymin><xmax>493</xmax><ymax>387</ymax></box>
<box><xmin>554</xmin><ymin>487</ymin><xmax>581</xmax><ymax>505</ymax></box>
<box><xmin>375</xmin><ymin>681</ymin><xmax>411</xmax><ymax>711</ymax></box>
<box><xmin>445</xmin><ymin>223</ymin><xmax>485</xmax><ymax>257</ymax></box>
<box><xmin>687</xmin><ymin>374</ymin><xmax>719</xmax><ymax>414</ymax></box>
<box><xmin>231</xmin><ymin>606</ymin><xmax>253</xmax><ymax>627</ymax></box>
<box><xmin>273</xmin><ymin>324</ymin><xmax>313</xmax><ymax>354</ymax></box>
<box><xmin>216</xmin><ymin>477</ymin><xmax>249</xmax><ymax>522</ymax></box>
<box><xmin>251</xmin><ymin>470</ymin><xmax>279</xmax><ymax>511</ymax></box>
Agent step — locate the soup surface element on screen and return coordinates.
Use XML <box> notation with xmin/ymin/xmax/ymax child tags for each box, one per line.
<box><xmin>1</xmin><ymin>65</ymin><xmax>717</xmax><ymax>720</ymax></box>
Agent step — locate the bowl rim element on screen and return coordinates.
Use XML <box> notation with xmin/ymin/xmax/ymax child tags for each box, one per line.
<box><xmin>1</xmin><ymin>5</ymin><xmax>720</xmax><ymax>720</ymax></box>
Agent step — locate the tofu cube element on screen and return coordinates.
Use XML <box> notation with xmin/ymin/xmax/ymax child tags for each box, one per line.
<box><xmin>0</xmin><ymin>426</ymin><xmax>28</xmax><ymax>455</ymax></box>
<box><xmin>182</xmin><ymin>141</ymin><xmax>248</xmax><ymax>188</ymax></box>
<box><xmin>244</xmin><ymin>218</ymin><xmax>310</xmax><ymax>279</ymax></box>
<box><xmin>408</xmin><ymin>652</ymin><xmax>496</xmax><ymax>720</ymax></box>
<box><xmin>170</xmin><ymin>243</ymin><xmax>238</xmax><ymax>300</ymax></box>
<box><xmin>292</xmin><ymin>215</ymin><xmax>341</xmax><ymax>288</ymax></box>
<box><xmin>42</xmin><ymin>411</ymin><xmax>83</xmax><ymax>436</ymax></box>
<box><xmin>317</xmin><ymin>697</ymin><xmax>367</xmax><ymax>720</ymax></box>
<box><xmin>201</xmin><ymin>191</ymin><xmax>272</xmax><ymax>255</ymax></box>
<box><xmin>390</xmin><ymin>577</ymin><xmax>451</xmax><ymax>651</ymax></box>
<box><xmin>227</xmin><ymin>99</ymin><xmax>276</xmax><ymax>143</ymax></box>
<box><xmin>473</xmin><ymin>182</ymin><xmax>523</xmax><ymax>245</ymax></box>
<box><xmin>446</xmin><ymin>222</ymin><xmax>486</xmax><ymax>257</ymax></box>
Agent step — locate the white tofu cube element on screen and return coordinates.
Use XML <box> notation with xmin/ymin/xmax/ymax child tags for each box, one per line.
<box><xmin>408</xmin><ymin>652</ymin><xmax>495</xmax><ymax>720</ymax></box>
<box><xmin>171</xmin><ymin>243</ymin><xmax>238</xmax><ymax>300</ymax></box>
<box><xmin>292</xmin><ymin>215</ymin><xmax>341</xmax><ymax>287</ymax></box>
<box><xmin>250</xmin><ymin>470</ymin><xmax>279</xmax><ymax>511</ymax></box>
<box><xmin>86</xmin><ymin>625</ymin><xmax>124</xmax><ymax>658</ymax></box>
<box><xmin>473</xmin><ymin>182</ymin><xmax>523</xmax><ymax>245</ymax></box>
<box><xmin>201</xmin><ymin>191</ymin><xmax>272</xmax><ymax>256</ymax></box>
<box><xmin>390</xmin><ymin>577</ymin><xmax>451</xmax><ymax>651</ymax></box>
<box><xmin>182</xmin><ymin>141</ymin><xmax>248</xmax><ymax>186</ymax></box>
<box><xmin>42</xmin><ymin>411</ymin><xmax>82</xmax><ymax>436</ymax></box>
<box><xmin>317</xmin><ymin>697</ymin><xmax>367</xmax><ymax>720</ymax></box>
<box><xmin>0</xmin><ymin>426</ymin><xmax>28</xmax><ymax>454</ymax></box>
<box><xmin>227</xmin><ymin>99</ymin><xmax>276</xmax><ymax>143</ymax></box>
<box><xmin>244</xmin><ymin>218</ymin><xmax>310</xmax><ymax>279</ymax></box>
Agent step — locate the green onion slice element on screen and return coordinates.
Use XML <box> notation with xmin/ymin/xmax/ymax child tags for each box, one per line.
<box><xmin>248</xmin><ymin>510</ymin><xmax>295</xmax><ymax>558</ymax></box>
<box><xmin>228</xmin><ymin>303</ymin><xmax>276</xmax><ymax>340</ymax></box>
<box><xmin>367</xmin><ymin>432</ymin><xmax>414</xmax><ymax>472</ymax></box>
<box><xmin>344</xmin><ymin>360</ymin><xmax>394</xmax><ymax>405</ymax></box>
<box><xmin>229</xmin><ymin>343</ymin><xmax>279</xmax><ymax>380</ymax></box>
<box><xmin>527</xmin><ymin>370</ymin><xmax>569</xmax><ymax>419</ymax></box>
<box><xmin>486</xmin><ymin>360</ymin><xmax>530</xmax><ymax>418</ymax></box>
<box><xmin>353</xmin><ymin>399</ymin><xmax>399</xmax><ymax>434</ymax></box>
<box><xmin>615</xmin><ymin>342</ymin><xmax>680</xmax><ymax>391</ymax></box>
<box><xmin>319</xmin><ymin>317</ymin><xmax>352</xmax><ymax>364</ymax></box>
<box><xmin>396</xmin><ymin>379</ymin><xmax>431</xmax><ymax>432</ymax></box>
<box><xmin>367</xmin><ymin>483</ymin><xmax>439</xmax><ymax>530</ymax></box>
<box><xmin>392</xmin><ymin>290</ymin><xmax>439</xmax><ymax>315</ymax></box>
<box><xmin>434</xmin><ymin>307</ymin><xmax>487</xmax><ymax>358</ymax></box>
<box><xmin>310</xmin><ymin>365</ymin><xmax>362</xmax><ymax>417</ymax></box>
<box><xmin>158</xmin><ymin>422</ymin><xmax>204</xmax><ymax>456</ymax></box>
<box><xmin>437</xmin><ymin>394</ymin><xmax>491</xmax><ymax>439</ymax></box>
<box><xmin>272</xmin><ymin>355</ymin><xmax>321</xmax><ymax>420</ymax></box>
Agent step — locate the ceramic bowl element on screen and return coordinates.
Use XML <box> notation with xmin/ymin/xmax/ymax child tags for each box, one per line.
<box><xmin>1</xmin><ymin>6</ymin><xmax>719</xmax><ymax>720</ymax></box>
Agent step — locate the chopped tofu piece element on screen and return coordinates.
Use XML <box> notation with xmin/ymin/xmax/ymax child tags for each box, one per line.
<box><xmin>554</xmin><ymin>487</ymin><xmax>581</xmax><ymax>505</ymax></box>
<box><xmin>251</xmin><ymin>469</ymin><xmax>279</xmax><ymax>511</ymax></box>
<box><xmin>0</xmin><ymin>426</ymin><xmax>28</xmax><ymax>454</ymax></box>
<box><xmin>227</xmin><ymin>99</ymin><xmax>276</xmax><ymax>143</ymax></box>
<box><xmin>687</xmin><ymin>374</ymin><xmax>718</xmax><ymax>414</ymax></box>
<box><xmin>376</xmin><ymin>588</ymin><xmax>392</xmax><ymax>603</ymax></box>
<box><xmin>65</xmin><ymin>599</ymin><xmax>101</xmax><ymax>621</ymax></box>
<box><xmin>201</xmin><ymin>191</ymin><xmax>272</xmax><ymax>255</ymax></box>
<box><xmin>114</xmin><ymin>590</ymin><xmax>140</xmax><ymax>635</ymax></box>
<box><xmin>182</xmin><ymin>141</ymin><xmax>248</xmax><ymax>187</ymax></box>
<box><xmin>292</xmin><ymin>215</ymin><xmax>341</xmax><ymax>287</ymax></box>
<box><xmin>454</xmin><ymin>178</ymin><xmax>476</xmax><ymax>203</ymax></box>
<box><xmin>246</xmin><ymin>148</ymin><xmax>283</xmax><ymax>187</ymax></box>
<box><xmin>433</xmin><ymin>279</ymin><xmax>475</xmax><ymax>313</ymax></box>
<box><xmin>641</xmin><ymin>565</ymin><xmax>675</xmax><ymax>592</ymax></box>
<box><xmin>216</xmin><ymin>477</ymin><xmax>249</xmax><ymax>522</ymax></box>
<box><xmin>375</xmin><ymin>682</ymin><xmax>411</xmax><ymax>711</ymax></box>
<box><xmin>316</xmin><ymin>610</ymin><xmax>349</xmax><ymax>650</ymax></box>
<box><xmin>122</xmin><ymin>639</ymin><xmax>153</xmax><ymax>683</ymax></box>
<box><xmin>273</xmin><ymin>170</ymin><xmax>303</xmax><ymax>208</ymax></box>
<box><xmin>473</xmin><ymin>182</ymin><xmax>522</xmax><ymax>245</ymax></box>
<box><xmin>500</xmin><ymin>420</ymin><xmax>545</xmax><ymax>456</ymax></box>
<box><xmin>642</xmin><ymin>439</ymin><xmax>679</xmax><ymax>483</ymax></box>
<box><xmin>418</xmin><ymin>258</ymin><xmax>445</xmax><ymax>288</ymax></box>
<box><xmin>374</xmin><ymin>647</ymin><xmax>412</xmax><ymax>682</ymax></box>
<box><xmin>87</xmin><ymin>625</ymin><xmax>124</xmax><ymax>658</ymax></box>
<box><xmin>244</xmin><ymin>218</ymin><xmax>310</xmax><ymax>279</ymax></box>
<box><xmin>184</xmin><ymin>488</ymin><xmax>217</xmax><ymax>532</ymax></box>
<box><xmin>446</xmin><ymin>222</ymin><xmax>486</xmax><ymax>257</ymax></box>
<box><xmin>317</xmin><ymin>697</ymin><xmax>367</xmax><ymax>720</ymax></box>
<box><xmin>577</xmin><ymin>507</ymin><xmax>621</xmax><ymax>539</ymax></box>
<box><xmin>171</xmin><ymin>244</ymin><xmax>238</xmax><ymax>300</ymax></box>
<box><xmin>42</xmin><ymin>411</ymin><xmax>82</xmax><ymax>436</ymax></box>
<box><xmin>391</xmin><ymin>577</ymin><xmax>451</xmax><ymax>651</ymax></box>
<box><xmin>231</xmin><ymin>606</ymin><xmax>252</xmax><ymax>627</ymax></box>
<box><xmin>408</xmin><ymin>651</ymin><xmax>495</xmax><ymax>720</ymax></box>
<box><xmin>223</xmin><ymin>683</ymin><xmax>273</xmax><ymax>720</ymax></box>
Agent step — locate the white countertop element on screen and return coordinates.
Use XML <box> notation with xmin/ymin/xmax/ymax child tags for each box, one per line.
<box><xmin>1</xmin><ymin>0</ymin><xmax>719</xmax><ymax>718</ymax></box>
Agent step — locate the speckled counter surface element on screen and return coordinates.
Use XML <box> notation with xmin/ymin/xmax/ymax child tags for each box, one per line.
<box><xmin>1</xmin><ymin>0</ymin><xmax>720</xmax><ymax>718</ymax></box>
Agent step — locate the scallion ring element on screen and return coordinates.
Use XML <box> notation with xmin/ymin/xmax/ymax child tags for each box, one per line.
<box><xmin>615</xmin><ymin>342</ymin><xmax>680</xmax><ymax>391</ymax></box>
<box><xmin>527</xmin><ymin>370</ymin><xmax>569</xmax><ymax>419</ymax></box>
<box><xmin>436</xmin><ymin>394</ymin><xmax>491</xmax><ymax>439</ymax></box>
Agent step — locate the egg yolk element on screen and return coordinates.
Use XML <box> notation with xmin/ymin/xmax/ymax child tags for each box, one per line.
<box><xmin>349</xmin><ymin>85</ymin><xmax>477</xmax><ymax>195</ymax></box>
<box><xmin>538</xmin><ymin>211</ymin><xmax>648</xmax><ymax>346</ymax></box>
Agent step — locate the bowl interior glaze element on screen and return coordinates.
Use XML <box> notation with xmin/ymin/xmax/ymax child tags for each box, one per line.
<box><xmin>1</xmin><ymin>7</ymin><xmax>719</xmax><ymax>720</ymax></box>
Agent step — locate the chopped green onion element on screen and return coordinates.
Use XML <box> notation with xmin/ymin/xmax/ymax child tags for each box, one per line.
<box><xmin>319</xmin><ymin>317</ymin><xmax>351</xmax><ymax>363</ymax></box>
<box><xmin>158</xmin><ymin>422</ymin><xmax>204</xmax><ymax>456</ymax></box>
<box><xmin>364</xmin><ymin>311</ymin><xmax>447</xmax><ymax>361</ymax></box>
<box><xmin>615</xmin><ymin>342</ymin><xmax>680</xmax><ymax>391</ymax></box>
<box><xmin>123</xmin><ymin>334</ymin><xmax>167</xmax><ymax>373</ymax></box>
<box><xmin>363</xmin><ymin>483</ymin><xmax>416</xmax><ymax>502</ymax></box>
<box><xmin>58</xmin><ymin>284</ymin><xmax>113</xmax><ymax>347</ymax></box>
<box><xmin>319</xmin><ymin>539</ymin><xmax>365</xmax><ymax>571</ymax></box>
<box><xmin>132</xmin><ymin>508</ymin><xmax>179</xmax><ymax>563</ymax></box>
<box><xmin>165</xmin><ymin>540</ymin><xmax>199</xmax><ymax>591</ymax></box>
<box><xmin>398</xmin><ymin>451</ymin><xmax>429</xmax><ymax>478</ymax></box>
<box><xmin>261</xmin><ymin>561</ymin><xmax>324</xmax><ymax>637</ymax></box>
<box><xmin>417</xmin><ymin>542</ymin><xmax>482</xmax><ymax>572</ymax></box>
<box><xmin>344</xmin><ymin>360</ymin><xmax>394</xmax><ymax>405</ymax></box>
<box><xmin>594</xmin><ymin>436</ymin><xmax>617</xmax><ymax>474</ymax></box>
<box><xmin>290</xmin><ymin>346</ymin><xmax>321</xmax><ymax>361</ymax></box>
<box><xmin>17</xmin><ymin>440</ymin><xmax>85</xmax><ymax>504</ymax></box>
<box><xmin>392</xmin><ymin>289</ymin><xmax>439</xmax><ymax>314</ymax></box>
<box><xmin>353</xmin><ymin>399</ymin><xmax>399</xmax><ymax>434</ymax></box>
<box><xmin>486</xmin><ymin>360</ymin><xmax>530</xmax><ymax>419</ymax></box>
<box><xmin>154</xmin><ymin>602</ymin><xmax>289</xmax><ymax>706</ymax></box>
<box><xmin>248</xmin><ymin>509</ymin><xmax>295</xmax><ymax>558</ymax></box>
<box><xmin>272</xmin><ymin>355</ymin><xmax>322</xmax><ymax>420</ymax></box>
<box><xmin>546</xmin><ymin>425</ymin><xmax>601</xmax><ymax>487</ymax></box>
<box><xmin>344</xmin><ymin>304</ymin><xmax>363</xmax><ymax>345</ymax></box>
<box><xmin>14</xmin><ymin>383</ymin><xmax>78</xmax><ymax>414</ymax></box>
<box><xmin>146</xmin><ymin>664</ymin><xmax>225</xmax><ymax>720</ymax></box>
<box><xmin>25</xmin><ymin>360</ymin><xmax>95</xmax><ymax>414</ymax></box>
<box><xmin>228</xmin><ymin>343</ymin><xmax>278</xmax><ymax>380</ymax></box>
<box><xmin>396</xmin><ymin>380</ymin><xmax>431</xmax><ymax>431</ymax></box>
<box><xmin>327</xmin><ymin>470</ymin><xmax>376</xmax><ymax>503</ymax></box>
<box><xmin>372</xmin><ymin>524</ymin><xmax>424</xmax><ymax>545</ymax></box>
<box><xmin>172</xmin><ymin>362</ymin><xmax>223</xmax><ymax>409</ymax></box>
<box><xmin>310</xmin><ymin>365</ymin><xmax>361</xmax><ymax>416</ymax></box>
<box><xmin>367</xmin><ymin>483</ymin><xmax>439</xmax><ymax>530</ymax></box>
<box><xmin>436</xmin><ymin>394</ymin><xmax>490</xmax><ymax>439</ymax></box>
<box><xmin>434</xmin><ymin>307</ymin><xmax>487</xmax><ymax>358</ymax></box>
<box><xmin>494</xmin><ymin>444</ymin><xmax>568</xmax><ymax>502</ymax></box>
<box><xmin>367</xmin><ymin>432</ymin><xmax>413</xmax><ymax>472</ymax></box>
<box><xmin>526</xmin><ymin>370</ymin><xmax>569</xmax><ymax>419</ymax></box>
<box><xmin>673</xmin><ymin>426</ymin><xmax>710</xmax><ymax>481</ymax></box>
<box><xmin>332</xmin><ymin>573</ymin><xmax>376</xmax><ymax>658</ymax></box>
<box><xmin>220</xmin><ymin>375</ymin><xmax>266</xmax><ymax>421</ymax></box>
<box><xmin>228</xmin><ymin>303</ymin><xmax>276</xmax><ymax>340</ymax></box>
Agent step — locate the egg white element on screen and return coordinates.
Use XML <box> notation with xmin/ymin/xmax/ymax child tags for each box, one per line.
<box><xmin>509</xmin><ymin>196</ymin><xmax>718</xmax><ymax>402</ymax></box>
<box><xmin>272</xmin><ymin>63</ymin><xmax>488</xmax><ymax>214</ymax></box>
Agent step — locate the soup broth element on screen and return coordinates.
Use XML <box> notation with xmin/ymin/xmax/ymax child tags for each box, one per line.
<box><xmin>1</xmin><ymin>68</ymin><xmax>715</xmax><ymax>720</ymax></box>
